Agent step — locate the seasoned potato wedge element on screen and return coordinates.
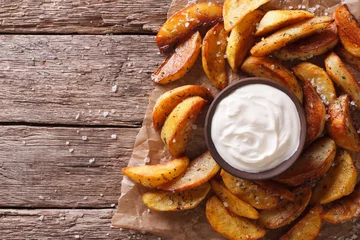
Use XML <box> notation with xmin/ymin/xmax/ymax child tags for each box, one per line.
<box><xmin>258</xmin><ymin>185</ymin><xmax>312</xmax><ymax>229</ymax></box>
<box><xmin>122</xmin><ymin>157</ymin><xmax>190</xmax><ymax>188</ymax></box>
<box><xmin>156</xmin><ymin>3</ymin><xmax>222</xmax><ymax>54</ymax></box>
<box><xmin>142</xmin><ymin>182</ymin><xmax>210</xmax><ymax>211</ymax></box>
<box><xmin>250</xmin><ymin>16</ymin><xmax>333</xmax><ymax>57</ymax></box>
<box><xmin>275</xmin><ymin>23</ymin><xmax>338</xmax><ymax>61</ymax></box>
<box><xmin>300</xmin><ymin>77</ymin><xmax>326</xmax><ymax>146</ymax></box>
<box><xmin>211</xmin><ymin>179</ymin><xmax>259</xmax><ymax>219</ymax></box>
<box><xmin>280</xmin><ymin>205</ymin><xmax>323</xmax><ymax>240</ymax></box>
<box><xmin>327</xmin><ymin>95</ymin><xmax>360</xmax><ymax>151</ymax></box>
<box><xmin>254</xmin><ymin>180</ymin><xmax>294</xmax><ymax>201</ymax></box>
<box><xmin>159</xmin><ymin>151</ymin><xmax>220</xmax><ymax>191</ymax></box>
<box><xmin>336</xmin><ymin>44</ymin><xmax>360</xmax><ymax>72</ymax></box>
<box><xmin>321</xmin><ymin>184</ymin><xmax>360</xmax><ymax>223</ymax></box>
<box><xmin>311</xmin><ymin>149</ymin><xmax>357</xmax><ymax>204</ymax></box>
<box><xmin>206</xmin><ymin>196</ymin><xmax>266</xmax><ymax>240</ymax></box>
<box><xmin>152</xmin><ymin>32</ymin><xmax>202</xmax><ymax>85</ymax></box>
<box><xmin>293</xmin><ymin>62</ymin><xmax>336</xmax><ymax>106</ymax></box>
<box><xmin>226</xmin><ymin>10</ymin><xmax>264</xmax><ymax>72</ymax></box>
<box><xmin>221</xmin><ymin>170</ymin><xmax>278</xmax><ymax>210</ymax></box>
<box><xmin>152</xmin><ymin>85</ymin><xmax>213</xmax><ymax>131</ymax></box>
<box><xmin>325</xmin><ymin>52</ymin><xmax>360</xmax><ymax>107</ymax></box>
<box><xmin>275</xmin><ymin>137</ymin><xmax>336</xmax><ymax>187</ymax></box>
<box><xmin>223</xmin><ymin>0</ymin><xmax>269</xmax><ymax>32</ymax></box>
<box><xmin>334</xmin><ymin>4</ymin><xmax>360</xmax><ymax>57</ymax></box>
<box><xmin>161</xmin><ymin>96</ymin><xmax>207</xmax><ymax>157</ymax></box>
<box><xmin>241</xmin><ymin>56</ymin><xmax>303</xmax><ymax>102</ymax></box>
<box><xmin>202</xmin><ymin>22</ymin><xmax>228</xmax><ymax>89</ymax></box>
<box><xmin>255</xmin><ymin>10</ymin><xmax>314</xmax><ymax>36</ymax></box>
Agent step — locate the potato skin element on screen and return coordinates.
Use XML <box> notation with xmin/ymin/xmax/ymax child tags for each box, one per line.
<box><xmin>254</xmin><ymin>180</ymin><xmax>294</xmax><ymax>201</ymax></box>
<box><xmin>336</xmin><ymin>44</ymin><xmax>360</xmax><ymax>72</ymax></box>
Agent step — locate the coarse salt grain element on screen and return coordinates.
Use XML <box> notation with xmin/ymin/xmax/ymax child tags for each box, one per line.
<box><xmin>89</xmin><ymin>158</ymin><xmax>95</xmax><ymax>164</ymax></box>
<box><xmin>111</xmin><ymin>134</ymin><xmax>117</xmax><ymax>139</ymax></box>
<box><xmin>172</xmin><ymin>138</ymin><xmax>176</xmax><ymax>143</ymax></box>
<box><xmin>185</xmin><ymin>22</ymin><xmax>189</xmax><ymax>28</ymax></box>
<box><xmin>83</xmin><ymin>196</ymin><xmax>88</xmax><ymax>200</ymax></box>
<box><xmin>216</xmin><ymin>41</ymin><xmax>221</xmax><ymax>45</ymax></box>
<box><xmin>66</xmin><ymin>141</ymin><xmax>70</xmax><ymax>145</ymax></box>
<box><xmin>38</xmin><ymin>215</ymin><xmax>44</xmax><ymax>221</ymax></box>
<box><xmin>103</xmin><ymin>111</ymin><xmax>109</xmax><ymax>117</ymax></box>
<box><xmin>111</xmin><ymin>204</ymin><xmax>116</xmax><ymax>207</ymax></box>
<box><xmin>147</xmin><ymin>209</ymin><xmax>151</xmax><ymax>213</ymax></box>
<box><xmin>82</xmin><ymin>136</ymin><xmax>87</xmax><ymax>141</ymax></box>
<box><xmin>75</xmin><ymin>113</ymin><xmax>80</xmax><ymax>120</ymax></box>
<box><xmin>74</xmin><ymin>235</ymin><xmax>80</xmax><ymax>239</ymax></box>
<box><xmin>112</xmin><ymin>85</ymin><xmax>118</xmax><ymax>93</ymax></box>
<box><xmin>144</xmin><ymin>157</ymin><xmax>150</xmax><ymax>163</ymax></box>
<box><xmin>223</xmin><ymin>202</ymin><xmax>229</xmax><ymax>207</ymax></box>
<box><xmin>191</xmin><ymin>124</ymin><xmax>197</xmax><ymax>130</ymax></box>
<box><xmin>39</xmin><ymin>195</ymin><xmax>45</xmax><ymax>200</ymax></box>
<box><xmin>69</xmin><ymin>148</ymin><xmax>74</xmax><ymax>153</ymax></box>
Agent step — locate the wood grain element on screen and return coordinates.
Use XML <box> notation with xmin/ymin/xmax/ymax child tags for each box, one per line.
<box><xmin>0</xmin><ymin>126</ymin><xmax>137</xmax><ymax>208</ymax></box>
<box><xmin>0</xmin><ymin>0</ymin><xmax>170</xmax><ymax>34</ymax></box>
<box><xmin>0</xmin><ymin>35</ymin><xmax>164</xmax><ymax>127</ymax></box>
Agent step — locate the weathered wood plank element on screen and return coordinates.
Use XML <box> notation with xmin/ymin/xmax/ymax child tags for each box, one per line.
<box><xmin>0</xmin><ymin>126</ymin><xmax>138</xmax><ymax>208</ymax></box>
<box><xmin>0</xmin><ymin>35</ymin><xmax>163</xmax><ymax>126</ymax></box>
<box><xmin>0</xmin><ymin>209</ymin><xmax>165</xmax><ymax>240</ymax></box>
<box><xmin>0</xmin><ymin>0</ymin><xmax>170</xmax><ymax>34</ymax></box>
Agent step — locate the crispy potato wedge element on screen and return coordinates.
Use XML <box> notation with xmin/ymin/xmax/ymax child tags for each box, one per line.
<box><xmin>334</xmin><ymin>4</ymin><xmax>360</xmax><ymax>57</ymax></box>
<box><xmin>142</xmin><ymin>182</ymin><xmax>210</xmax><ymax>211</ymax></box>
<box><xmin>336</xmin><ymin>44</ymin><xmax>360</xmax><ymax>72</ymax></box>
<box><xmin>159</xmin><ymin>151</ymin><xmax>220</xmax><ymax>191</ymax></box>
<box><xmin>275</xmin><ymin>137</ymin><xmax>336</xmax><ymax>187</ymax></box>
<box><xmin>211</xmin><ymin>179</ymin><xmax>259</xmax><ymax>219</ymax></box>
<box><xmin>226</xmin><ymin>10</ymin><xmax>264</xmax><ymax>72</ymax></box>
<box><xmin>327</xmin><ymin>95</ymin><xmax>360</xmax><ymax>151</ymax></box>
<box><xmin>202</xmin><ymin>22</ymin><xmax>228</xmax><ymax>89</ymax></box>
<box><xmin>255</xmin><ymin>10</ymin><xmax>314</xmax><ymax>37</ymax></box>
<box><xmin>152</xmin><ymin>85</ymin><xmax>213</xmax><ymax>131</ymax></box>
<box><xmin>293</xmin><ymin>62</ymin><xmax>336</xmax><ymax>106</ymax></box>
<box><xmin>275</xmin><ymin>23</ymin><xmax>338</xmax><ymax>61</ymax></box>
<box><xmin>206</xmin><ymin>196</ymin><xmax>266</xmax><ymax>240</ymax></box>
<box><xmin>152</xmin><ymin>32</ymin><xmax>202</xmax><ymax>85</ymax></box>
<box><xmin>241</xmin><ymin>56</ymin><xmax>303</xmax><ymax>102</ymax></box>
<box><xmin>321</xmin><ymin>184</ymin><xmax>360</xmax><ymax>223</ymax></box>
<box><xmin>156</xmin><ymin>3</ymin><xmax>222</xmax><ymax>54</ymax></box>
<box><xmin>254</xmin><ymin>180</ymin><xmax>294</xmax><ymax>201</ymax></box>
<box><xmin>161</xmin><ymin>96</ymin><xmax>207</xmax><ymax>157</ymax></box>
<box><xmin>280</xmin><ymin>205</ymin><xmax>323</xmax><ymax>240</ymax></box>
<box><xmin>122</xmin><ymin>157</ymin><xmax>190</xmax><ymax>188</ymax></box>
<box><xmin>311</xmin><ymin>149</ymin><xmax>357</xmax><ymax>204</ymax></box>
<box><xmin>221</xmin><ymin>170</ymin><xmax>279</xmax><ymax>210</ymax></box>
<box><xmin>258</xmin><ymin>185</ymin><xmax>312</xmax><ymax>229</ymax></box>
<box><xmin>251</xmin><ymin>16</ymin><xmax>333</xmax><ymax>57</ymax></box>
<box><xmin>325</xmin><ymin>52</ymin><xmax>360</xmax><ymax>107</ymax></box>
<box><xmin>223</xmin><ymin>0</ymin><xmax>269</xmax><ymax>32</ymax></box>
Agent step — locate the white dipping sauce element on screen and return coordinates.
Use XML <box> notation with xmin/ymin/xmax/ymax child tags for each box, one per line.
<box><xmin>211</xmin><ymin>84</ymin><xmax>301</xmax><ymax>173</ymax></box>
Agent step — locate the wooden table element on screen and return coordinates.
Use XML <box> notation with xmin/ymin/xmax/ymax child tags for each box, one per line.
<box><xmin>0</xmin><ymin>1</ymin><xmax>171</xmax><ymax>239</ymax></box>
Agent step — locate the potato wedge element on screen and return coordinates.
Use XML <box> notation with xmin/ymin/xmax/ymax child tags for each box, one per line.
<box><xmin>142</xmin><ymin>182</ymin><xmax>210</xmax><ymax>211</ymax></box>
<box><xmin>226</xmin><ymin>10</ymin><xmax>264</xmax><ymax>72</ymax></box>
<box><xmin>223</xmin><ymin>0</ymin><xmax>269</xmax><ymax>32</ymax></box>
<box><xmin>275</xmin><ymin>23</ymin><xmax>338</xmax><ymax>61</ymax></box>
<box><xmin>311</xmin><ymin>149</ymin><xmax>357</xmax><ymax>204</ymax></box>
<box><xmin>293</xmin><ymin>62</ymin><xmax>336</xmax><ymax>106</ymax></box>
<box><xmin>254</xmin><ymin>180</ymin><xmax>294</xmax><ymax>201</ymax></box>
<box><xmin>152</xmin><ymin>31</ymin><xmax>202</xmax><ymax>85</ymax></box>
<box><xmin>275</xmin><ymin>137</ymin><xmax>336</xmax><ymax>187</ymax></box>
<box><xmin>321</xmin><ymin>184</ymin><xmax>360</xmax><ymax>223</ymax></box>
<box><xmin>159</xmin><ymin>151</ymin><xmax>220</xmax><ymax>191</ymax></box>
<box><xmin>206</xmin><ymin>196</ymin><xmax>266</xmax><ymax>240</ymax></box>
<box><xmin>240</xmin><ymin>56</ymin><xmax>303</xmax><ymax>103</ymax></box>
<box><xmin>122</xmin><ymin>157</ymin><xmax>190</xmax><ymax>188</ymax></box>
<box><xmin>334</xmin><ymin>4</ymin><xmax>360</xmax><ymax>57</ymax></box>
<box><xmin>327</xmin><ymin>95</ymin><xmax>360</xmax><ymax>151</ymax></box>
<box><xmin>300</xmin><ymin>77</ymin><xmax>326</xmax><ymax>146</ymax></box>
<box><xmin>325</xmin><ymin>52</ymin><xmax>360</xmax><ymax>107</ymax></box>
<box><xmin>221</xmin><ymin>170</ymin><xmax>278</xmax><ymax>210</ymax></box>
<box><xmin>161</xmin><ymin>96</ymin><xmax>207</xmax><ymax>157</ymax></box>
<box><xmin>280</xmin><ymin>205</ymin><xmax>323</xmax><ymax>240</ymax></box>
<box><xmin>336</xmin><ymin>44</ymin><xmax>360</xmax><ymax>72</ymax></box>
<box><xmin>202</xmin><ymin>22</ymin><xmax>228</xmax><ymax>89</ymax></box>
<box><xmin>152</xmin><ymin>85</ymin><xmax>213</xmax><ymax>131</ymax></box>
<box><xmin>255</xmin><ymin>10</ymin><xmax>314</xmax><ymax>37</ymax></box>
<box><xmin>211</xmin><ymin>179</ymin><xmax>259</xmax><ymax>219</ymax></box>
<box><xmin>250</xmin><ymin>16</ymin><xmax>333</xmax><ymax>57</ymax></box>
<box><xmin>156</xmin><ymin>2</ymin><xmax>222</xmax><ymax>54</ymax></box>
<box><xmin>258</xmin><ymin>185</ymin><xmax>312</xmax><ymax>229</ymax></box>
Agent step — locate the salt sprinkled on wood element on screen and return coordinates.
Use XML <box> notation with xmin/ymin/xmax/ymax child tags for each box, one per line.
<box><xmin>38</xmin><ymin>215</ymin><xmax>45</xmax><ymax>221</ymax></box>
<box><xmin>111</xmin><ymin>204</ymin><xmax>116</xmax><ymax>207</ymax></box>
<box><xmin>111</xmin><ymin>134</ymin><xmax>117</xmax><ymax>139</ymax></box>
<box><xmin>75</xmin><ymin>113</ymin><xmax>80</xmax><ymax>120</ymax></box>
<box><xmin>39</xmin><ymin>195</ymin><xmax>45</xmax><ymax>200</ymax></box>
<box><xmin>144</xmin><ymin>157</ymin><xmax>150</xmax><ymax>163</ymax></box>
<box><xmin>82</xmin><ymin>136</ymin><xmax>87</xmax><ymax>141</ymax></box>
<box><xmin>69</xmin><ymin>148</ymin><xmax>74</xmax><ymax>153</ymax></box>
<box><xmin>112</xmin><ymin>85</ymin><xmax>118</xmax><ymax>93</ymax></box>
<box><xmin>83</xmin><ymin>196</ymin><xmax>88</xmax><ymax>200</ymax></box>
<box><xmin>74</xmin><ymin>235</ymin><xmax>80</xmax><ymax>239</ymax></box>
<box><xmin>103</xmin><ymin>111</ymin><xmax>109</xmax><ymax>117</ymax></box>
<box><xmin>89</xmin><ymin>158</ymin><xmax>95</xmax><ymax>164</ymax></box>
<box><xmin>66</xmin><ymin>141</ymin><xmax>70</xmax><ymax>145</ymax></box>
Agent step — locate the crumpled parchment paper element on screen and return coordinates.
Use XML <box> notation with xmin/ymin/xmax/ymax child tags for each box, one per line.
<box><xmin>112</xmin><ymin>1</ymin><xmax>360</xmax><ymax>239</ymax></box>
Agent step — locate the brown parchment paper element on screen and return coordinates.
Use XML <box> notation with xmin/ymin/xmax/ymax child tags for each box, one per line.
<box><xmin>112</xmin><ymin>1</ymin><xmax>360</xmax><ymax>239</ymax></box>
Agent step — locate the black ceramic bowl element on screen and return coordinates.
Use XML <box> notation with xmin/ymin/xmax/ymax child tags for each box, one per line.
<box><xmin>205</xmin><ymin>77</ymin><xmax>307</xmax><ymax>180</ymax></box>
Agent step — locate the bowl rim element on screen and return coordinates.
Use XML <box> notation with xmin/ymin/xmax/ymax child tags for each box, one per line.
<box><xmin>204</xmin><ymin>77</ymin><xmax>307</xmax><ymax>180</ymax></box>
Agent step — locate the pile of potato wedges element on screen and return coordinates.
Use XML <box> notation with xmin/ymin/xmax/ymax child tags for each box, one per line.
<box><xmin>122</xmin><ymin>1</ymin><xmax>360</xmax><ymax>239</ymax></box>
